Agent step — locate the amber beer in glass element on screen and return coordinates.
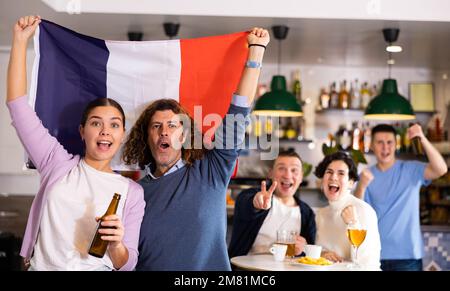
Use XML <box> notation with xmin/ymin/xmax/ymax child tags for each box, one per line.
<box><xmin>347</xmin><ymin>228</ymin><xmax>367</xmax><ymax>268</ymax></box>
<box><xmin>284</xmin><ymin>243</ymin><xmax>296</xmax><ymax>257</ymax></box>
<box><xmin>276</xmin><ymin>230</ymin><xmax>298</xmax><ymax>258</ymax></box>
<box><xmin>88</xmin><ymin>193</ymin><xmax>121</xmax><ymax>258</ymax></box>
<box><xmin>347</xmin><ymin>229</ymin><xmax>367</xmax><ymax>247</ymax></box>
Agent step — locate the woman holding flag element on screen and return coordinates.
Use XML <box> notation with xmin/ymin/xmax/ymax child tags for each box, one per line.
<box><xmin>6</xmin><ymin>15</ymin><xmax>145</xmax><ymax>271</ymax></box>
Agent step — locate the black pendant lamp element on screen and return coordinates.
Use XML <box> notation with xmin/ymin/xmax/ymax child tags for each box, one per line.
<box><xmin>163</xmin><ymin>22</ymin><xmax>180</xmax><ymax>39</ymax></box>
<box><xmin>364</xmin><ymin>28</ymin><xmax>415</xmax><ymax>120</ymax></box>
<box><xmin>253</xmin><ymin>25</ymin><xmax>303</xmax><ymax>117</ymax></box>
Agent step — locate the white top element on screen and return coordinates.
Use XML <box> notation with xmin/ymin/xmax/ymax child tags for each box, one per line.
<box><xmin>249</xmin><ymin>196</ymin><xmax>301</xmax><ymax>254</ymax></box>
<box><xmin>30</xmin><ymin>159</ymin><xmax>129</xmax><ymax>271</ymax></box>
<box><xmin>315</xmin><ymin>193</ymin><xmax>381</xmax><ymax>270</ymax></box>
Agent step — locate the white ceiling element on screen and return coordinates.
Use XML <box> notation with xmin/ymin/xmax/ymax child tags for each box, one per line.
<box><xmin>1</xmin><ymin>0</ymin><xmax>450</xmax><ymax>70</ymax></box>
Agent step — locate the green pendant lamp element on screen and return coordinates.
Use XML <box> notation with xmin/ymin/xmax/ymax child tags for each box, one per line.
<box><xmin>253</xmin><ymin>25</ymin><xmax>303</xmax><ymax>117</ymax></box>
<box><xmin>364</xmin><ymin>28</ymin><xmax>415</xmax><ymax>121</ymax></box>
<box><xmin>253</xmin><ymin>75</ymin><xmax>303</xmax><ymax>116</ymax></box>
<box><xmin>364</xmin><ymin>79</ymin><xmax>415</xmax><ymax>120</ymax></box>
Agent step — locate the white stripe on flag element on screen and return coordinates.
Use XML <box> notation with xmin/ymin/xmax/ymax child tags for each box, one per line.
<box><xmin>29</xmin><ymin>26</ymin><xmax>41</xmax><ymax>111</ymax></box>
<box><xmin>105</xmin><ymin>40</ymin><xmax>182</xmax><ymax>126</ymax></box>
<box><xmin>105</xmin><ymin>40</ymin><xmax>182</xmax><ymax>170</ymax></box>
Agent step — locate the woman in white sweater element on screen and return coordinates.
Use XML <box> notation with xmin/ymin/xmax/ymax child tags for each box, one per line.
<box><xmin>314</xmin><ymin>152</ymin><xmax>381</xmax><ymax>270</ymax></box>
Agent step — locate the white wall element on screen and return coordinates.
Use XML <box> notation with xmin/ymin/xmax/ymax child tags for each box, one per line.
<box><xmin>0</xmin><ymin>48</ymin><xmax>447</xmax><ymax>194</ymax></box>
<box><xmin>0</xmin><ymin>49</ymin><xmax>35</xmax><ymax>171</ymax></box>
<box><xmin>0</xmin><ymin>49</ymin><xmax>41</xmax><ymax>195</ymax></box>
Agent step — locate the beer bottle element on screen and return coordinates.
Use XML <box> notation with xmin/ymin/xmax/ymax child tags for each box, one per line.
<box><xmin>88</xmin><ymin>193</ymin><xmax>121</xmax><ymax>258</ymax></box>
<box><xmin>409</xmin><ymin>123</ymin><xmax>424</xmax><ymax>156</ymax></box>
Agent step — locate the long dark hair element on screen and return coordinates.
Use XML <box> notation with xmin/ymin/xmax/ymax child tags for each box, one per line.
<box><xmin>122</xmin><ymin>99</ymin><xmax>206</xmax><ymax>169</ymax></box>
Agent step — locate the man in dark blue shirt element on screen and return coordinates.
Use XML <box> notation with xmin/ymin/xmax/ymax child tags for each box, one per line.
<box><xmin>123</xmin><ymin>28</ymin><xmax>270</xmax><ymax>270</ymax></box>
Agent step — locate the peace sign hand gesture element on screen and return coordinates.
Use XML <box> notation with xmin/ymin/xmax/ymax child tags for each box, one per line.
<box><xmin>253</xmin><ymin>180</ymin><xmax>278</xmax><ymax>210</ymax></box>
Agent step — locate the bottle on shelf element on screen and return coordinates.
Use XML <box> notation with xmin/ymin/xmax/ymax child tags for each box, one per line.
<box><xmin>338</xmin><ymin>80</ymin><xmax>349</xmax><ymax>109</ymax></box>
<box><xmin>319</xmin><ymin>87</ymin><xmax>330</xmax><ymax>110</ymax></box>
<box><xmin>371</xmin><ymin>84</ymin><xmax>379</xmax><ymax>99</ymax></box>
<box><xmin>360</xmin><ymin>82</ymin><xmax>371</xmax><ymax>109</ymax></box>
<box><xmin>275</xmin><ymin>117</ymin><xmax>285</xmax><ymax>139</ymax></box>
<box><xmin>336</xmin><ymin>124</ymin><xmax>351</xmax><ymax>150</ymax></box>
<box><xmin>429</xmin><ymin>116</ymin><xmax>443</xmax><ymax>142</ymax></box>
<box><xmin>292</xmin><ymin>70</ymin><xmax>302</xmax><ymax>104</ymax></box>
<box><xmin>245</xmin><ymin>119</ymin><xmax>252</xmax><ymax>137</ymax></box>
<box><xmin>285</xmin><ymin>117</ymin><xmax>297</xmax><ymax>140</ymax></box>
<box><xmin>394</xmin><ymin>123</ymin><xmax>402</xmax><ymax>154</ymax></box>
<box><xmin>88</xmin><ymin>193</ymin><xmax>121</xmax><ymax>258</ymax></box>
<box><xmin>351</xmin><ymin>122</ymin><xmax>361</xmax><ymax>151</ymax></box>
<box><xmin>327</xmin><ymin>133</ymin><xmax>336</xmax><ymax>148</ymax></box>
<box><xmin>358</xmin><ymin>122</ymin><xmax>365</xmax><ymax>153</ymax></box>
<box><xmin>265</xmin><ymin>117</ymin><xmax>273</xmax><ymax>142</ymax></box>
<box><xmin>329</xmin><ymin>82</ymin><xmax>339</xmax><ymax>108</ymax></box>
<box><xmin>350</xmin><ymin>79</ymin><xmax>361</xmax><ymax>109</ymax></box>
<box><xmin>363</xmin><ymin>122</ymin><xmax>371</xmax><ymax>153</ymax></box>
<box><xmin>297</xmin><ymin>117</ymin><xmax>305</xmax><ymax>141</ymax></box>
<box><xmin>253</xmin><ymin>117</ymin><xmax>262</xmax><ymax>138</ymax></box>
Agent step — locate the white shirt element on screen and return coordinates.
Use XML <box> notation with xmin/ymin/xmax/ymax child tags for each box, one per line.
<box><xmin>249</xmin><ymin>196</ymin><xmax>301</xmax><ymax>254</ymax></box>
<box><xmin>31</xmin><ymin>159</ymin><xmax>129</xmax><ymax>271</ymax></box>
<box><xmin>315</xmin><ymin>193</ymin><xmax>381</xmax><ymax>270</ymax></box>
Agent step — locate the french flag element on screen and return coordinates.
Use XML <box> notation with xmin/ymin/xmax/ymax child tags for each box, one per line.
<box><xmin>29</xmin><ymin>20</ymin><xmax>248</xmax><ymax>167</ymax></box>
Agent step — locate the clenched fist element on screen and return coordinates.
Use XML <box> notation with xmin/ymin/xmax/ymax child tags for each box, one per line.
<box><xmin>341</xmin><ymin>205</ymin><xmax>358</xmax><ymax>225</ymax></box>
<box><xmin>359</xmin><ymin>168</ymin><xmax>374</xmax><ymax>189</ymax></box>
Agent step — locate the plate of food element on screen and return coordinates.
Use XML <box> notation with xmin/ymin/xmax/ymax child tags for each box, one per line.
<box><xmin>291</xmin><ymin>256</ymin><xmax>334</xmax><ymax>270</ymax></box>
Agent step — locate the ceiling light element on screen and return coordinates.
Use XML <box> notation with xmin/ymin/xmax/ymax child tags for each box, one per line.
<box><xmin>364</xmin><ymin>28</ymin><xmax>415</xmax><ymax>121</ymax></box>
<box><xmin>386</xmin><ymin>45</ymin><xmax>402</xmax><ymax>52</ymax></box>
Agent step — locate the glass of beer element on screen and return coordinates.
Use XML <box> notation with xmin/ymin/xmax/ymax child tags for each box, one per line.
<box><xmin>346</xmin><ymin>225</ymin><xmax>367</xmax><ymax>269</ymax></box>
<box><xmin>276</xmin><ymin>229</ymin><xmax>298</xmax><ymax>259</ymax></box>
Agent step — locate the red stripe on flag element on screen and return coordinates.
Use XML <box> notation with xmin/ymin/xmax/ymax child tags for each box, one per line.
<box><xmin>179</xmin><ymin>32</ymin><xmax>248</xmax><ymax>132</ymax></box>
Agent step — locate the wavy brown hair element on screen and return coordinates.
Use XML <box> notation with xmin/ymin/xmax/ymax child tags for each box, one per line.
<box><xmin>122</xmin><ymin>99</ymin><xmax>207</xmax><ymax>169</ymax></box>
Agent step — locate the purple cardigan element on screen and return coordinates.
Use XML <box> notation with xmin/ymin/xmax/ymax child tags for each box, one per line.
<box><xmin>7</xmin><ymin>96</ymin><xmax>145</xmax><ymax>271</ymax></box>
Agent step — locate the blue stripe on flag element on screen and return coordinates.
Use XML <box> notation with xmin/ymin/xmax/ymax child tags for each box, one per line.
<box><xmin>35</xmin><ymin>20</ymin><xmax>109</xmax><ymax>156</ymax></box>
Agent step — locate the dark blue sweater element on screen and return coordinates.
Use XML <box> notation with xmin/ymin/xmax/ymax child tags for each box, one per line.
<box><xmin>136</xmin><ymin>104</ymin><xmax>249</xmax><ymax>271</ymax></box>
<box><xmin>228</xmin><ymin>187</ymin><xmax>316</xmax><ymax>259</ymax></box>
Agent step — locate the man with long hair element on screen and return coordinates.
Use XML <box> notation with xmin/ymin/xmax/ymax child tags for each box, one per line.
<box><xmin>122</xmin><ymin>28</ymin><xmax>270</xmax><ymax>270</ymax></box>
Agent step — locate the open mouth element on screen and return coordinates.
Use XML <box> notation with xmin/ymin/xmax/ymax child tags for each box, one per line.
<box><xmin>159</xmin><ymin>142</ymin><xmax>170</xmax><ymax>150</ymax></box>
<box><xmin>280</xmin><ymin>181</ymin><xmax>293</xmax><ymax>190</ymax></box>
<box><xmin>328</xmin><ymin>184</ymin><xmax>340</xmax><ymax>194</ymax></box>
<box><xmin>97</xmin><ymin>140</ymin><xmax>112</xmax><ymax>150</ymax></box>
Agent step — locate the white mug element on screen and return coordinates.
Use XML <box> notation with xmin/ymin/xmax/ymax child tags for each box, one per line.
<box><xmin>270</xmin><ymin>243</ymin><xmax>288</xmax><ymax>262</ymax></box>
<box><xmin>304</xmin><ymin>244</ymin><xmax>322</xmax><ymax>259</ymax></box>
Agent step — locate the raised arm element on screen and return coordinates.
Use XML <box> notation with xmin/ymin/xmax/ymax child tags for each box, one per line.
<box><xmin>7</xmin><ymin>15</ymin><xmax>41</xmax><ymax>103</ymax></box>
<box><xmin>6</xmin><ymin>15</ymin><xmax>74</xmax><ymax>172</ymax></box>
<box><xmin>408</xmin><ymin>124</ymin><xmax>447</xmax><ymax>180</ymax></box>
<box><xmin>354</xmin><ymin>168</ymin><xmax>374</xmax><ymax>200</ymax></box>
<box><xmin>235</xmin><ymin>27</ymin><xmax>270</xmax><ymax>105</ymax></box>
